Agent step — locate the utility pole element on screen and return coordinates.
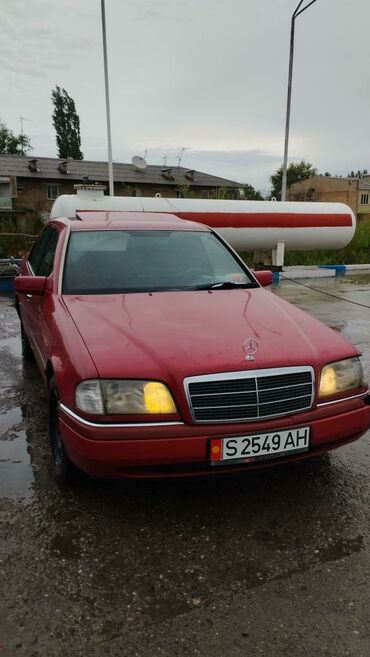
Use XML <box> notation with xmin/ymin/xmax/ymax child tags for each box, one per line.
<box><xmin>281</xmin><ymin>0</ymin><xmax>318</xmax><ymax>201</ymax></box>
<box><xmin>100</xmin><ymin>0</ymin><xmax>114</xmax><ymax>196</ymax></box>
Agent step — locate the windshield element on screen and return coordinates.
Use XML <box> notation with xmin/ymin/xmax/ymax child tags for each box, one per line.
<box><xmin>62</xmin><ymin>230</ymin><xmax>255</xmax><ymax>294</ymax></box>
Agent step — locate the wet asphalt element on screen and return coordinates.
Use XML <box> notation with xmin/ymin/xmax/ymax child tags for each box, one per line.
<box><xmin>0</xmin><ymin>273</ymin><xmax>370</xmax><ymax>657</ymax></box>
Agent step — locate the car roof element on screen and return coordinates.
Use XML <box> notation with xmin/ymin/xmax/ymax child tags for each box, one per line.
<box><xmin>54</xmin><ymin>211</ymin><xmax>211</xmax><ymax>232</ymax></box>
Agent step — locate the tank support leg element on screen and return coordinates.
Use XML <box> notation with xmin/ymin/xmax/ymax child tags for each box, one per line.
<box><xmin>272</xmin><ymin>241</ymin><xmax>285</xmax><ymax>268</ymax></box>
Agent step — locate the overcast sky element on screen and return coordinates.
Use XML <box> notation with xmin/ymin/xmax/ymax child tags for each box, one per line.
<box><xmin>0</xmin><ymin>0</ymin><xmax>369</xmax><ymax>192</ymax></box>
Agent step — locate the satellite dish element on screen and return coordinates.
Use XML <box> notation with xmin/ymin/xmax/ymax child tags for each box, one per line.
<box><xmin>132</xmin><ymin>155</ymin><xmax>148</xmax><ymax>170</ymax></box>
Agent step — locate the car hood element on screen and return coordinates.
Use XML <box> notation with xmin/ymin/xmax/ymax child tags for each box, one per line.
<box><xmin>62</xmin><ymin>289</ymin><xmax>357</xmax><ymax>382</ymax></box>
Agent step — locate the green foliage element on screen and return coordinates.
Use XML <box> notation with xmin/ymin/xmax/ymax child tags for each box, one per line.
<box><xmin>0</xmin><ymin>234</ymin><xmax>35</xmax><ymax>258</ymax></box>
<box><xmin>0</xmin><ymin>119</ymin><xmax>32</xmax><ymax>155</ymax></box>
<box><xmin>177</xmin><ymin>184</ymin><xmax>197</xmax><ymax>198</ymax></box>
<box><xmin>347</xmin><ymin>169</ymin><xmax>368</xmax><ymax>179</ymax></box>
<box><xmin>208</xmin><ymin>187</ymin><xmax>230</xmax><ymax>200</ymax></box>
<box><xmin>240</xmin><ymin>184</ymin><xmax>264</xmax><ymax>200</ymax></box>
<box><xmin>177</xmin><ymin>186</ymin><xmax>240</xmax><ymax>200</ymax></box>
<box><xmin>51</xmin><ymin>86</ymin><xmax>83</xmax><ymax>160</ymax></box>
<box><xmin>174</xmin><ymin>184</ymin><xmax>263</xmax><ymax>201</ymax></box>
<box><xmin>270</xmin><ymin>161</ymin><xmax>317</xmax><ymax>200</ymax></box>
<box><xmin>284</xmin><ymin>221</ymin><xmax>370</xmax><ymax>265</ymax></box>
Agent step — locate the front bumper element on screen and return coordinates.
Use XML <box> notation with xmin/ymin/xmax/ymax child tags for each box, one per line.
<box><xmin>59</xmin><ymin>396</ymin><xmax>370</xmax><ymax>478</ymax></box>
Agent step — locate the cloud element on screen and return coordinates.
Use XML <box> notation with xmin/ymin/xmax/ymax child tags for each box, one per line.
<box><xmin>1</xmin><ymin>0</ymin><xmax>369</xmax><ymax>190</ymax></box>
<box><xmin>0</xmin><ymin>0</ymin><xmax>94</xmax><ymax>84</ymax></box>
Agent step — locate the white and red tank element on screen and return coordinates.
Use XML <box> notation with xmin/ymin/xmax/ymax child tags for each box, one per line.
<box><xmin>50</xmin><ymin>186</ymin><xmax>356</xmax><ymax>265</ymax></box>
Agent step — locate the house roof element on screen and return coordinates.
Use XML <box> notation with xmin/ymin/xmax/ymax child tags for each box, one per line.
<box><xmin>0</xmin><ymin>154</ymin><xmax>240</xmax><ymax>188</ymax></box>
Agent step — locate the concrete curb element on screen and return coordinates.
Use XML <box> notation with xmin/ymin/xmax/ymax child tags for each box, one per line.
<box><xmin>273</xmin><ymin>264</ymin><xmax>370</xmax><ymax>282</ymax></box>
<box><xmin>277</xmin><ymin>267</ymin><xmax>336</xmax><ymax>281</ymax></box>
<box><xmin>319</xmin><ymin>265</ymin><xmax>346</xmax><ymax>273</ymax></box>
<box><xmin>344</xmin><ymin>264</ymin><xmax>370</xmax><ymax>271</ymax></box>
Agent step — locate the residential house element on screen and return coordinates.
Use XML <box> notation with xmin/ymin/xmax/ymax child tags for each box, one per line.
<box><xmin>0</xmin><ymin>155</ymin><xmax>241</xmax><ymax>233</ymax></box>
<box><xmin>287</xmin><ymin>175</ymin><xmax>370</xmax><ymax>221</ymax></box>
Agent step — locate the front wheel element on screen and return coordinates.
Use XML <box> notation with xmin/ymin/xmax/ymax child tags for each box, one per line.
<box><xmin>48</xmin><ymin>376</ymin><xmax>78</xmax><ymax>485</ymax></box>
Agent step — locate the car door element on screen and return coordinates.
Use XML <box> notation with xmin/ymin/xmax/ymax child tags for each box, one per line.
<box><xmin>19</xmin><ymin>227</ymin><xmax>52</xmax><ymax>344</ymax></box>
<box><xmin>21</xmin><ymin>225</ymin><xmax>60</xmax><ymax>370</ymax></box>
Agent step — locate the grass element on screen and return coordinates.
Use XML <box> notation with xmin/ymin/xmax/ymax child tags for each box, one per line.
<box><xmin>240</xmin><ymin>220</ymin><xmax>370</xmax><ymax>267</ymax></box>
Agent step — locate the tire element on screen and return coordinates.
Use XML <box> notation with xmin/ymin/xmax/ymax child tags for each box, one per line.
<box><xmin>20</xmin><ymin>322</ymin><xmax>34</xmax><ymax>361</ymax></box>
<box><xmin>48</xmin><ymin>376</ymin><xmax>78</xmax><ymax>485</ymax></box>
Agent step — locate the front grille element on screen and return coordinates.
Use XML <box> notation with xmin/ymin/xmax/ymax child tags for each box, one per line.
<box><xmin>185</xmin><ymin>367</ymin><xmax>314</xmax><ymax>423</ymax></box>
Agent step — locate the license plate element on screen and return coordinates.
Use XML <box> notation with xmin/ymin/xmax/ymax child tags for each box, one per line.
<box><xmin>210</xmin><ymin>426</ymin><xmax>310</xmax><ymax>465</ymax></box>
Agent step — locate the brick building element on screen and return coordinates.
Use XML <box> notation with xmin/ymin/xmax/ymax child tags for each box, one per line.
<box><xmin>0</xmin><ymin>155</ymin><xmax>240</xmax><ymax>233</ymax></box>
<box><xmin>287</xmin><ymin>175</ymin><xmax>370</xmax><ymax>221</ymax></box>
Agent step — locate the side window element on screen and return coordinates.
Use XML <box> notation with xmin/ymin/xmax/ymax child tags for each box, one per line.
<box><xmin>28</xmin><ymin>226</ymin><xmax>59</xmax><ymax>277</ymax></box>
<box><xmin>28</xmin><ymin>229</ymin><xmax>52</xmax><ymax>273</ymax></box>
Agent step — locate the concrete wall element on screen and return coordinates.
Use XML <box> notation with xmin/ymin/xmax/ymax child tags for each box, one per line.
<box><xmin>287</xmin><ymin>176</ymin><xmax>359</xmax><ymax>214</ymax></box>
<box><xmin>357</xmin><ymin>189</ymin><xmax>370</xmax><ymax>219</ymax></box>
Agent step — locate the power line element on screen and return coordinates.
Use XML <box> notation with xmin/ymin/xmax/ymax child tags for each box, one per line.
<box><xmin>279</xmin><ymin>274</ymin><xmax>370</xmax><ymax>310</ymax></box>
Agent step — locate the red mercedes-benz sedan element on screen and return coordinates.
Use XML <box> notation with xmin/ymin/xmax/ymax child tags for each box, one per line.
<box><xmin>15</xmin><ymin>211</ymin><xmax>370</xmax><ymax>484</ymax></box>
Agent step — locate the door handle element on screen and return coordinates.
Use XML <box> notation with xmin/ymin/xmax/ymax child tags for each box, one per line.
<box><xmin>26</xmin><ymin>294</ymin><xmax>32</xmax><ymax>301</ymax></box>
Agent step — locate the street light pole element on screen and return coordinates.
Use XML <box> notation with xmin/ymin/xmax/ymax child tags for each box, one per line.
<box><xmin>100</xmin><ymin>0</ymin><xmax>114</xmax><ymax>196</ymax></box>
<box><xmin>281</xmin><ymin>0</ymin><xmax>318</xmax><ymax>201</ymax></box>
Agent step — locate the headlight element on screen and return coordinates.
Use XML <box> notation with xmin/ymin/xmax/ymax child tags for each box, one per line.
<box><xmin>75</xmin><ymin>380</ymin><xmax>176</xmax><ymax>415</ymax></box>
<box><xmin>319</xmin><ymin>357</ymin><xmax>364</xmax><ymax>398</ymax></box>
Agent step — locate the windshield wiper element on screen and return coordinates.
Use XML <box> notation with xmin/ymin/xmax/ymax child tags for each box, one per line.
<box><xmin>191</xmin><ymin>281</ymin><xmax>258</xmax><ymax>290</ymax></box>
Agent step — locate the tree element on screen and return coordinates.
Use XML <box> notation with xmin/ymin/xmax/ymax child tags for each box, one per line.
<box><xmin>240</xmin><ymin>184</ymin><xmax>264</xmax><ymax>200</ymax></box>
<box><xmin>270</xmin><ymin>161</ymin><xmax>317</xmax><ymax>200</ymax></box>
<box><xmin>51</xmin><ymin>86</ymin><xmax>83</xmax><ymax>159</ymax></box>
<box><xmin>0</xmin><ymin>119</ymin><xmax>32</xmax><ymax>155</ymax></box>
<box><xmin>347</xmin><ymin>169</ymin><xmax>368</xmax><ymax>179</ymax></box>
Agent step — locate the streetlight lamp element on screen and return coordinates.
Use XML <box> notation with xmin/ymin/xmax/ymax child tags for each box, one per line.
<box><xmin>281</xmin><ymin>0</ymin><xmax>318</xmax><ymax>202</ymax></box>
<box><xmin>100</xmin><ymin>0</ymin><xmax>114</xmax><ymax>196</ymax></box>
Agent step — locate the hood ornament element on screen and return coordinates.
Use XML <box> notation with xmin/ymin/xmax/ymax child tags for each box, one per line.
<box><xmin>243</xmin><ymin>338</ymin><xmax>258</xmax><ymax>361</ymax></box>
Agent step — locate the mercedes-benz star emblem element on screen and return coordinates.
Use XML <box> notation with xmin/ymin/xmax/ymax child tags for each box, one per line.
<box><xmin>243</xmin><ymin>338</ymin><xmax>259</xmax><ymax>361</ymax></box>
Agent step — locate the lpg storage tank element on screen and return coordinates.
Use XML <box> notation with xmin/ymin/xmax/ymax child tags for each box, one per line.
<box><xmin>50</xmin><ymin>185</ymin><xmax>356</xmax><ymax>267</ymax></box>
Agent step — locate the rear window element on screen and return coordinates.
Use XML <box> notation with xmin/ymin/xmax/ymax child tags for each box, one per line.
<box><xmin>62</xmin><ymin>230</ymin><xmax>253</xmax><ymax>294</ymax></box>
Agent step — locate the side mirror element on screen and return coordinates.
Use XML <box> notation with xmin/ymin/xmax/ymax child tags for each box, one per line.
<box><xmin>253</xmin><ymin>270</ymin><xmax>273</xmax><ymax>287</ymax></box>
<box><xmin>15</xmin><ymin>275</ymin><xmax>47</xmax><ymax>296</ymax></box>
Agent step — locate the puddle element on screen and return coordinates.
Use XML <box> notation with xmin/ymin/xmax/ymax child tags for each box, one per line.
<box><xmin>0</xmin><ymin>407</ymin><xmax>22</xmax><ymax>435</ymax></box>
<box><xmin>0</xmin><ymin>402</ymin><xmax>34</xmax><ymax>500</ymax></box>
<box><xmin>0</xmin><ymin>334</ymin><xmax>20</xmax><ymax>358</ymax></box>
<box><xmin>0</xmin><ymin>430</ymin><xmax>34</xmax><ymax>500</ymax></box>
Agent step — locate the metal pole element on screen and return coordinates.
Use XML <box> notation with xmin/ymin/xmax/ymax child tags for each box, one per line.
<box><xmin>281</xmin><ymin>0</ymin><xmax>318</xmax><ymax>201</ymax></box>
<box><xmin>281</xmin><ymin>17</ymin><xmax>295</xmax><ymax>202</ymax></box>
<box><xmin>101</xmin><ymin>0</ymin><xmax>114</xmax><ymax>196</ymax></box>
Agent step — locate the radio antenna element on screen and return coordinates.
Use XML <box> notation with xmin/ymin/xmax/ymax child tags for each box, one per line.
<box><xmin>177</xmin><ymin>147</ymin><xmax>186</xmax><ymax>168</ymax></box>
